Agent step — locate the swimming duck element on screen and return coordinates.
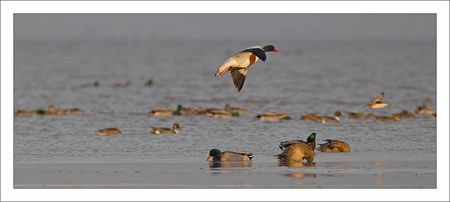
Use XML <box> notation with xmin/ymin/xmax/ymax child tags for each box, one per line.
<box><xmin>256</xmin><ymin>112</ymin><xmax>291</xmax><ymax>122</ymax></box>
<box><xmin>367</xmin><ymin>92</ymin><xmax>390</xmax><ymax>109</ymax></box>
<box><xmin>112</xmin><ymin>80</ymin><xmax>131</xmax><ymax>88</ymax></box>
<box><xmin>279</xmin><ymin>132</ymin><xmax>316</xmax><ymax>151</ymax></box>
<box><xmin>275</xmin><ymin>142</ymin><xmax>315</xmax><ymax>163</ymax></box>
<box><xmin>80</xmin><ymin>81</ymin><xmax>99</xmax><ymax>88</ymax></box>
<box><xmin>318</xmin><ymin>111</ymin><xmax>342</xmax><ymax>123</ymax></box>
<box><xmin>318</xmin><ymin>139</ymin><xmax>351</xmax><ymax>152</ymax></box>
<box><xmin>148</xmin><ymin>108</ymin><xmax>174</xmax><ymax>117</ymax></box>
<box><xmin>366</xmin><ymin>113</ymin><xmax>400</xmax><ymax>122</ymax></box>
<box><xmin>96</xmin><ymin>128</ymin><xmax>122</xmax><ymax>136</ymax></box>
<box><xmin>45</xmin><ymin>105</ymin><xmax>66</xmax><ymax>116</ymax></box>
<box><xmin>299</xmin><ymin>113</ymin><xmax>322</xmax><ymax>122</ymax></box>
<box><xmin>224</xmin><ymin>103</ymin><xmax>248</xmax><ymax>116</ymax></box>
<box><xmin>145</xmin><ymin>79</ymin><xmax>154</xmax><ymax>87</ymax></box>
<box><xmin>348</xmin><ymin>112</ymin><xmax>367</xmax><ymax>119</ymax></box>
<box><xmin>206</xmin><ymin>109</ymin><xmax>231</xmax><ymax>119</ymax></box>
<box><xmin>416</xmin><ymin>104</ymin><xmax>436</xmax><ymax>117</ymax></box>
<box><xmin>392</xmin><ymin>110</ymin><xmax>415</xmax><ymax>119</ymax></box>
<box><xmin>16</xmin><ymin>109</ymin><xmax>37</xmax><ymax>117</ymax></box>
<box><xmin>173</xmin><ymin>105</ymin><xmax>205</xmax><ymax>116</ymax></box>
<box><xmin>151</xmin><ymin>123</ymin><xmax>182</xmax><ymax>135</ymax></box>
<box><xmin>207</xmin><ymin>149</ymin><xmax>253</xmax><ymax>161</ymax></box>
<box><xmin>63</xmin><ymin>108</ymin><xmax>85</xmax><ymax>116</ymax></box>
<box><xmin>215</xmin><ymin>45</ymin><xmax>279</xmax><ymax>91</ymax></box>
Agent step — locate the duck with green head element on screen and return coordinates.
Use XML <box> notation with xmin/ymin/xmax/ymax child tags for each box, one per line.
<box><xmin>276</xmin><ymin>132</ymin><xmax>316</xmax><ymax>163</ymax></box>
<box><xmin>207</xmin><ymin>149</ymin><xmax>253</xmax><ymax>161</ymax></box>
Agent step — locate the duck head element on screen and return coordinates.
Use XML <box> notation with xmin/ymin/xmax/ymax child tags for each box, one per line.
<box><xmin>207</xmin><ymin>148</ymin><xmax>222</xmax><ymax>161</ymax></box>
<box><xmin>306</xmin><ymin>132</ymin><xmax>316</xmax><ymax>150</ymax></box>
<box><xmin>262</xmin><ymin>45</ymin><xmax>280</xmax><ymax>52</ymax></box>
<box><xmin>173</xmin><ymin>123</ymin><xmax>182</xmax><ymax>133</ymax></box>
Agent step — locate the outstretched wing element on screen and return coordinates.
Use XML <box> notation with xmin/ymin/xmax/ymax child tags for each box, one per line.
<box><xmin>231</xmin><ymin>69</ymin><xmax>248</xmax><ymax>92</ymax></box>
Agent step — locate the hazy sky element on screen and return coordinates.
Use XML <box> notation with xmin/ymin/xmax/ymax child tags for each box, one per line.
<box><xmin>15</xmin><ymin>14</ymin><xmax>435</xmax><ymax>41</ymax></box>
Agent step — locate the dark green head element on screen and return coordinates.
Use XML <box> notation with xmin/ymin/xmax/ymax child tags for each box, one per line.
<box><xmin>307</xmin><ymin>132</ymin><xmax>316</xmax><ymax>143</ymax></box>
<box><xmin>209</xmin><ymin>149</ymin><xmax>222</xmax><ymax>157</ymax></box>
<box><xmin>173</xmin><ymin>105</ymin><xmax>183</xmax><ymax>115</ymax></box>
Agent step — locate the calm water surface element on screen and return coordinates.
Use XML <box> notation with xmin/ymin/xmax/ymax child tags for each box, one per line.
<box><xmin>14</xmin><ymin>39</ymin><xmax>436</xmax><ymax>165</ymax></box>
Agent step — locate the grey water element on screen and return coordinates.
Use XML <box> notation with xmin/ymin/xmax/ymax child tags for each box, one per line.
<box><xmin>14</xmin><ymin>38</ymin><xmax>436</xmax><ymax>165</ymax></box>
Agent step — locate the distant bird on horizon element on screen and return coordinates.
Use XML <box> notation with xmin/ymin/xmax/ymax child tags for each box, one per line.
<box><xmin>215</xmin><ymin>45</ymin><xmax>279</xmax><ymax>91</ymax></box>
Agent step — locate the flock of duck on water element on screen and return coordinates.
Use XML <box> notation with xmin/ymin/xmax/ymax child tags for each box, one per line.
<box><xmin>16</xmin><ymin>44</ymin><xmax>436</xmax><ymax>164</ymax></box>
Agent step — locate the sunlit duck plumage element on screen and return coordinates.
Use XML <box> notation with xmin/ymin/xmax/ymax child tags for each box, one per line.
<box><xmin>367</xmin><ymin>92</ymin><xmax>390</xmax><ymax>109</ymax></box>
<box><xmin>151</xmin><ymin>123</ymin><xmax>182</xmax><ymax>135</ymax></box>
<box><xmin>224</xmin><ymin>103</ymin><xmax>248</xmax><ymax>116</ymax></box>
<box><xmin>149</xmin><ymin>108</ymin><xmax>174</xmax><ymax>117</ymax></box>
<box><xmin>215</xmin><ymin>45</ymin><xmax>279</xmax><ymax>91</ymax></box>
<box><xmin>366</xmin><ymin>113</ymin><xmax>400</xmax><ymax>122</ymax></box>
<box><xmin>416</xmin><ymin>104</ymin><xmax>436</xmax><ymax>117</ymax></box>
<box><xmin>96</xmin><ymin>128</ymin><xmax>122</xmax><ymax>136</ymax></box>
<box><xmin>275</xmin><ymin>141</ymin><xmax>316</xmax><ymax>163</ymax></box>
<box><xmin>207</xmin><ymin>149</ymin><xmax>253</xmax><ymax>161</ymax></box>
<box><xmin>256</xmin><ymin>112</ymin><xmax>291</xmax><ymax>122</ymax></box>
<box><xmin>318</xmin><ymin>139</ymin><xmax>351</xmax><ymax>152</ymax></box>
<box><xmin>392</xmin><ymin>110</ymin><xmax>415</xmax><ymax>119</ymax></box>
<box><xmin>279</xmin><ymin>132</ymin><xmax>316</xmax><ymax>151</ymax></box>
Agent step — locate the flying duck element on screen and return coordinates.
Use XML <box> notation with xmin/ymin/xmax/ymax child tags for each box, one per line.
<box><xmin>215</xmin><ymin>45</ymin><xmax>279</xmax><ymax>91</ymax></box>
<box><xmin>207</xmin><ymin>149</ymin><xmax>253</xmax><ymax>161</ymax></box>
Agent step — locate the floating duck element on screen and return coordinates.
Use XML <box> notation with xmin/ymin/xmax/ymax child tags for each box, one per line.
<box><xmin>347</xmin><ymin>112</ymin><xmax>367</xmax><ymax>119</ymax></box>
<box><xmin>96</xmin><ymin>128</ymin><xmax>122</xmax><ymax>136</ymax></box>
<box><xmin>224</xmin><ymin>103</ymin><xmax>248</xmax><ymax>116</ymax></box>
<box><xmin>279</xmin><ymin>132</ymin><xmax>316</xmax><ymax>151</ymax></box>
<box><xmin>318</xmin><ymin>111</ymin><xmax>342</xmax><ymax>123</ymax></box>
<box><xmin>80</xmin><ymin>81</ymin><xmax>99</xmax><ymax>88</ymax></box>
<box><xmin>318</xmin><ymin>139</ymin><xmax>351</xmax><ymax>152</ymax></box>
<box><xmin>416</xmin><ymin>104</ymin><xmax>436</xmax><ymax>117</ymax></box>
<box><xmin>366</xmin><ymin>113</ymin><xmax>400</xmax><ymax>122</ymax></box>
<box><xmin>112</xmin><ymin>80</ymin><xmax>131</xmax><ymax>88</ymax></box>
<box><xmin>300</xmin><ymin>111</ymin><xmax>341</xmax><ymax>123</ymax></box>
<box><xmin>275</xmin><ymin>142</ymin><xmax>315</xmax><ymax>163</ymax></box>
<box><xmin>148</xmin><ymin>108</ymin><xmax>174</xmax><ymax>117</ymax></box>
<box><xmin>207</xmin><ymin>149</ymin><xmax>253</xmax><ymax>161</ymax></box>
<box><xmin>206</xmin><ymin>109</ymin><xmax>231</xmax><ymax>119</ymax></box>
<box><xmin>255</xmin><ymin>112</ymin><xmax>291</xmax><ymax>122</ymax></box>
<box><xmin>392</xmin><ymin>110</ymin><xmax>415</xmax><ymax>119</ymax></box>
<box><xmin>151</xmin><ymin>123</ymin><xmax>182</xmax><ymax>135</ymax></box>
<box><xmin>173</xmin><ymin>105</ymin><xmax>205</xmax><ymax>116</ymax></box>
<box><xmin>367</xmin><ymin>92</ymin><xmax>390</xmax><ymax>109</ymax></box>
<box><xmin>16</xmin><ymin>109</ymin><xmax>37</xmax><ymax>117</ymax></box>
<box><xmin>215</xmin><ymin>45</ymin><xmax>279</xmax><ymax>91</ymax></box>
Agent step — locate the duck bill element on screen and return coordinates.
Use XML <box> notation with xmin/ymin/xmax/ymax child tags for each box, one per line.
<box><xmin>273</xmin><ymin>48</ymin><xmax>280</xmax><ymax>52</ymax></box>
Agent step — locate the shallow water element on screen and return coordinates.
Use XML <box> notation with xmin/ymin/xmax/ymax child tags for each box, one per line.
<box><xmin>14</xmin><ymin>39</ymin><xmax>436</xmax><ymax>187</ymax></box>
